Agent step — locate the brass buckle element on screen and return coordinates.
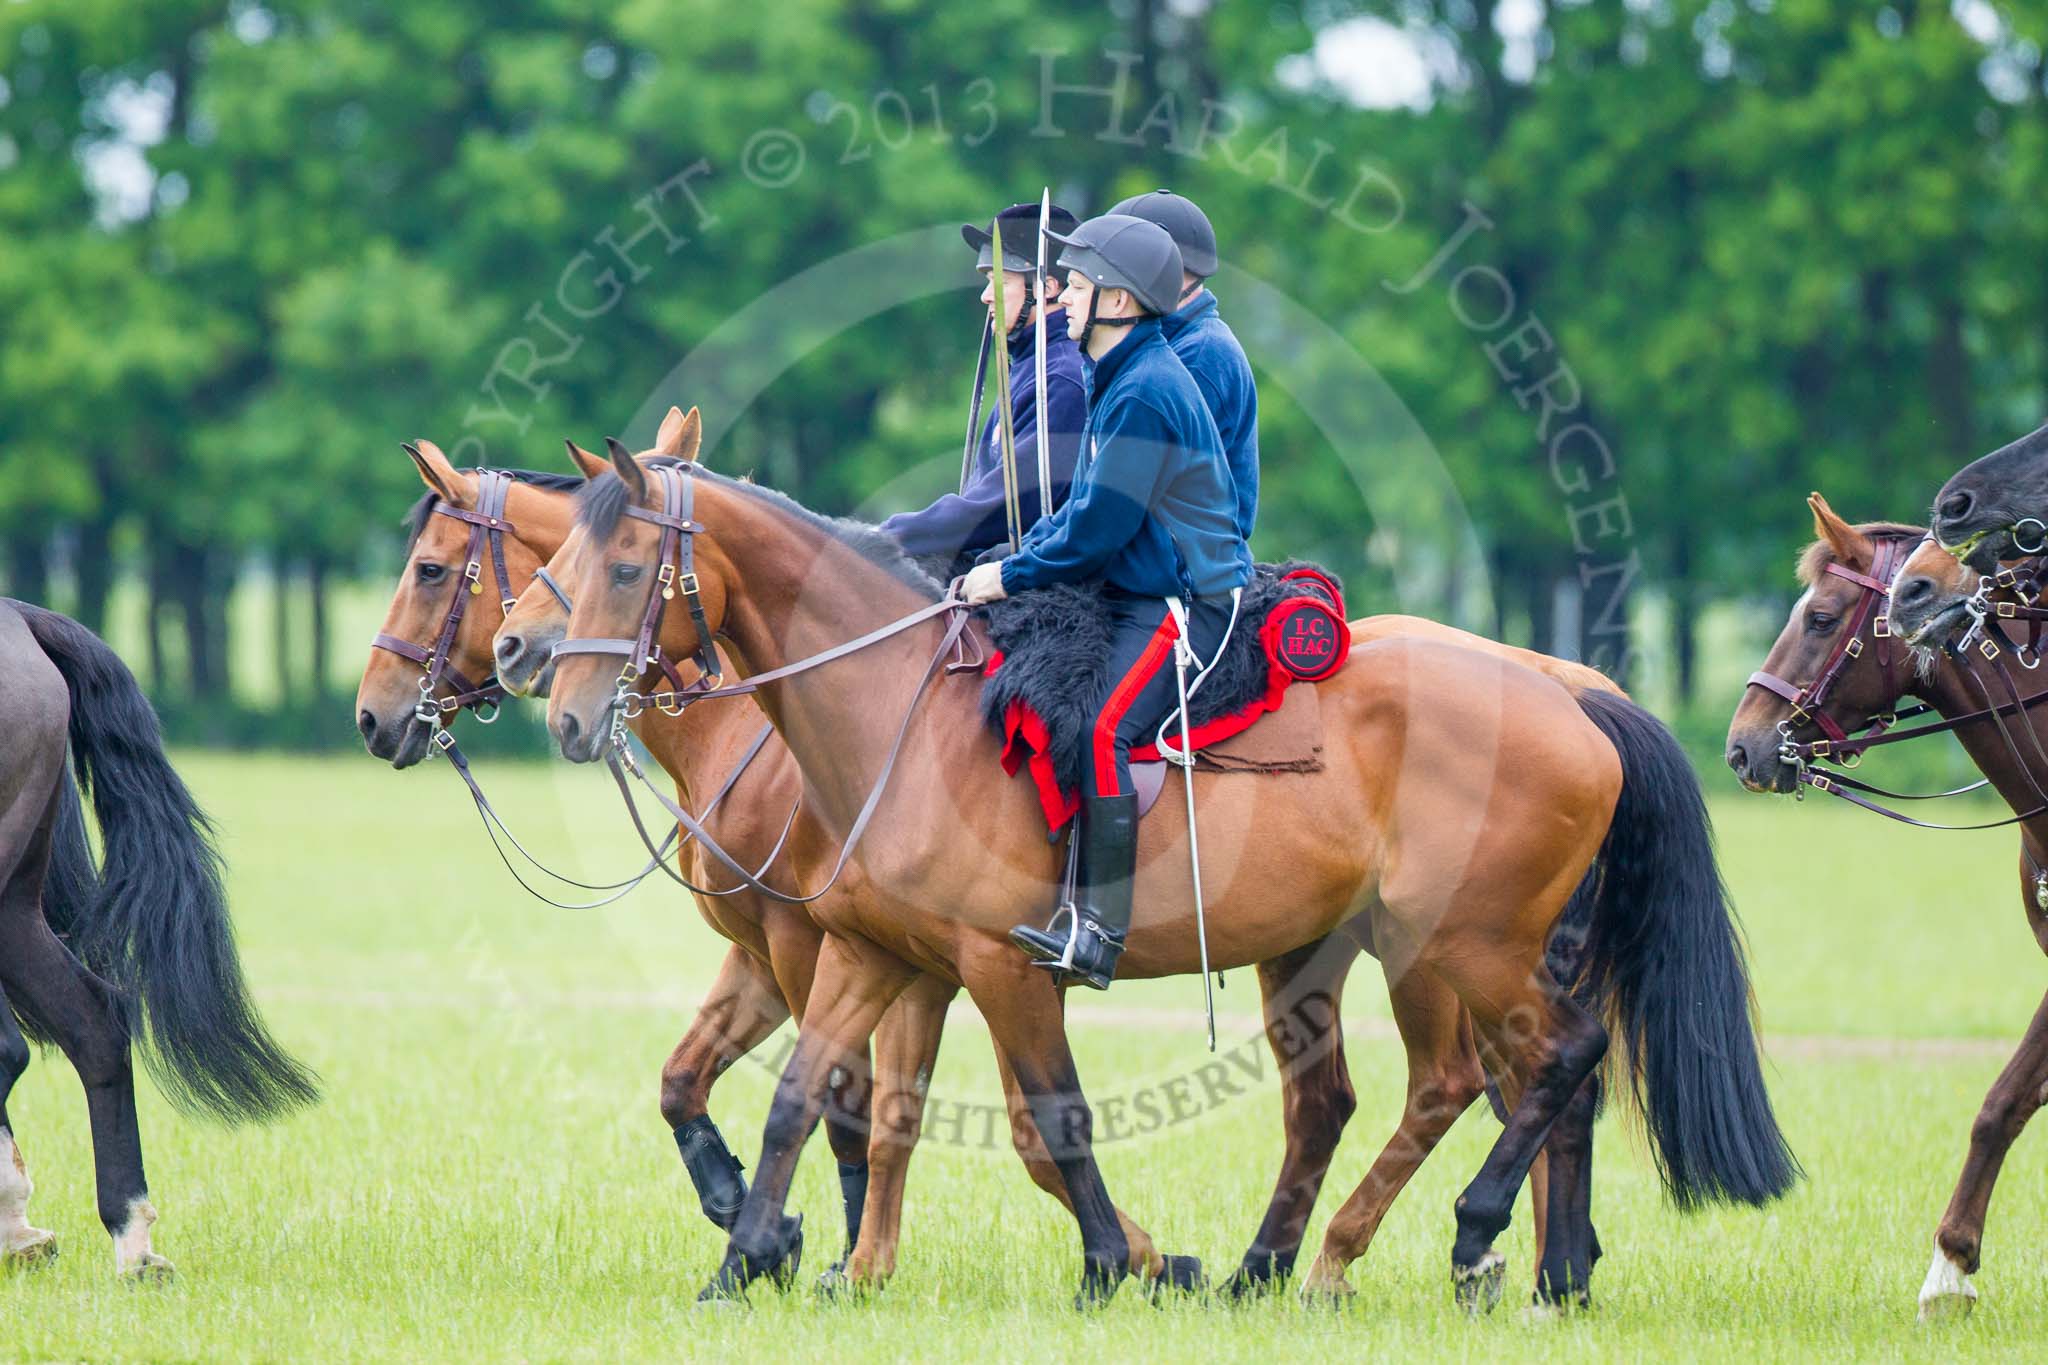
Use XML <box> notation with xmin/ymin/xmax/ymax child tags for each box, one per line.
<box><xmin>1809</xmin><ymin>772</ymin><xmax>1833</xmax><ymax>794</ymax></box>
<box><xmin>465</xmin><ymin>560</ymin><xmax>483</xmax><ymax>595</ymax></box>
<box><xmin>1872</xmin><ymin>614</ymin><xmax>1890</xmax><ymax>638</ymax></box>
<box><xmin>433</xmin><ymin>729</ymin><xmax>455</xmax><ymax>752</ymax></box>
<box><xmin>1810</xmin><ymin>739</ymin><xmax>1832</xmax><ymax>758</ymax></box>
<box><xmin>1998</xmin><ymin>600</ymin><xmax>2018</xmax><ymax>617</ymax></box>
<box><xmin>657</xmin><ymin>691</ymin><xmax>687</xmax><ymax>717</ymax></box>
<box><xmin>678</xmin><ymin>571</ymin><xmax>701</xmax><ymax>596</ymax></box>
<box><xmin>1998</xmin><ymin>566</ymin><xmax>2020</xmax><ymax>588</ymax></box>
<box><xmin>1981</xmin><ymin>637</ymin><xmax>2002</xmax><ymax>660</ymax></box>
<box><xmin>1844</xmin><ymin>637</ymin><xmax>1863</xmax><ymax>658</ymax></box>
<box><xmin>658</xmin><ymin>563</ymin><xmax>677</xmax><ymax>601</ymax></box>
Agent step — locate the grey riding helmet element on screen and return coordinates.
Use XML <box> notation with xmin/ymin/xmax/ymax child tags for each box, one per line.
<box><xmin>961</xmin><ymin>202</ymin><xmax>1080</xmax><ymax>273</ymax></box>
<box><xmin>1108</xmin><ymin>189</ymin><xmax>1217</xmax><ymax>278</ymax></box>
<box><xmin>1044</xmin><ymin>214</ymin><xmax>1185</xmax><ymax>318</ymax></box>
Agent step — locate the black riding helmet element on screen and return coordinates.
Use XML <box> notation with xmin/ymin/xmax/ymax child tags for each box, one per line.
<box><xmin>1044</xmin><ymin>214</ymin><xmax>1184</xmax><ymax>353</ymax></box>
<box><xmin>1107</xmin><ymin>189</ymin><xmax>1217</xmax><ymax>280</ymax></box>
<box><xmin>961</xmin><ymin>201</ymin><xmax>1079</xmax><ymax>339</ymax></box>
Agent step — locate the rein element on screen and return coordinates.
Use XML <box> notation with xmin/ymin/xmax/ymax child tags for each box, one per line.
<box><xmin>552</xmin><ymin>463</ymin><xmax>985</xmax><ymax>904</ymax></box>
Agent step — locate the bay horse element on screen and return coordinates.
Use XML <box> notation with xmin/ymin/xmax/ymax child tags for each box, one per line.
<box><xmin>1731</xmin><ymin>495</ymin><xmax>2048</xmax><ymax>1318</ymax></box>
<box><xmin>543</xmin><ymin>449</ymin><xmax>1797</xmax><ymax>1308</ymax></box>
<box><xmin>0</xmin><ymin>599</ymin><xmax>316</xmax><ymax>1276</ymax></box>
<box><xmin>502</xmin><ymin>443</ymin><xmax>1628</xmax><ymax>1305</ymax></box>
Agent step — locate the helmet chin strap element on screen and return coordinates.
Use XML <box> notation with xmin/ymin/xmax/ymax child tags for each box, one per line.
<box><xmin>1076</xmin><ymin>285</ymin><xmax>1143</xmax><ymax>352</ymax></box>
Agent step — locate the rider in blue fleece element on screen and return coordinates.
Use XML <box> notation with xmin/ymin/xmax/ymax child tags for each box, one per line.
<box><xmin>881</xmin><ymin>202</ymin><xmax>1088</xmax><ymax>573</ymax></box>
<box><xmin>1112</xmin><ymin>189</ymin><xmax>1259</xmax><ymax>541</ymax></box>
<box><xmin>962</xmin><ymin>213</ymin><xmax>1252</xmax><ymax>991</ymax></box>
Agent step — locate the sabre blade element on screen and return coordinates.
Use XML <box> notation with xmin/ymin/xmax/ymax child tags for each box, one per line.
<box><xmin>960</xmin><ymin>318</ymin><xmax>992</xmax><ymax>496</ymax></box>
<box><xmin>988</xmin><ymin>214</ymin><xmax>1023</xmax><ymax>553</ymax></box>
<box><xmin>1034</xmin><ymin>188</ymin><xmax>1054</xmax><ymax>521</ymax></box>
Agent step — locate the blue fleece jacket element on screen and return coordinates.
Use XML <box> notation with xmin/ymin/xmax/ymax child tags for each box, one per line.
<box><xmin>880</xmin><ymin>311</ymin><xmax>1087</xmax><ymax>561</ymax></box>
<box><xmin>998</xmin><ymin>317</ymin><xmax>1252</xmax><ymax>601</ymax></box>
<box><xmin>1161</xmin><ymin>289</ymin><xmax>1258</xmax><ymax>541</ymax></box>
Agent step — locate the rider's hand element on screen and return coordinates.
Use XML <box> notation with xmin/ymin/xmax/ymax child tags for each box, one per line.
<box><xmin>962</xmin><ymin>561</ymin><xmax>1008</xmax><ymax>605</ymax></box>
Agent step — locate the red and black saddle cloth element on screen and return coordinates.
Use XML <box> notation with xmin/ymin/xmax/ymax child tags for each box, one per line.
<box><xmin>978</xmin><ymin>562</ymin><xmax>1352</xmax><ymax>831</ymax></box>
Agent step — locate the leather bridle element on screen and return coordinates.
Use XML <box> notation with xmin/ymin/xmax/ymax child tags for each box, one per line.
<box><xmin>549</xmin><ymin>462</ymin><xmax>722</xmax><ymax>715</ymax></box>
<box><xmin>371</xmin><ymin>469</ymin><xmax>521</xmax><ymax>728</ymax></box>
<box><xmin>1745</xmin><ymin>533</ymin><xmax>1908</xmax><ymax>760</ymax></box>
<box><xmin>551</xmin><ymin>461</ymin><xmax>983</xmax><ymax>904</ymax></box>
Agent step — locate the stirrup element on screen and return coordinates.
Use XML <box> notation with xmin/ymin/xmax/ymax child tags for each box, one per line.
<box><xmin>1008</xmin><ymin>904</ymin><xmax>1081</xmax><ymax>970</ymax></box>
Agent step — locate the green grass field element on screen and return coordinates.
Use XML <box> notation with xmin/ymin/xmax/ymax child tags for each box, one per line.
<box><xmin>3</xmin><ymin>752</ymin><xmax>2046</xmax><ymax>1361</ymax></box>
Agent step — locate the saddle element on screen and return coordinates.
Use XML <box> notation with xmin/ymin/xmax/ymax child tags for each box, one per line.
<box><xmin>978</xmin><ymin>562</ymin><xmax>1351</xmax><ymax>832</ymax></box>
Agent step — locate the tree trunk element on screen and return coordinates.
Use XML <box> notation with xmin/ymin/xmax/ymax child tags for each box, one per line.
<box><xmin>6</xmin><ymin>534</ymin><xmax>50</xmax><ymax>604</ymax></box>
<box><xmin>1671</xmin><ymin>524</ymin><xmax>1697</xmax><ymax>705</ymax></box>
<box><xmin>74</xmin><ymin>511</ymin><xmax>115</xmax><ymax>634</ymax></box>
<box><xmin>309</xmin><ymin>555</ymin><xmax>331</xmax><ymax>698</ymax></box>
<box><xmin>272</xmin><ymin>550</ymin><xmax>295</xmax><ymax>702</ymax></box>
<box><xmin>169</xmin><ymin>542</ymin><xmax>215</xmax><ymax>695</ymax></box>
<box><xmin>145</xmin><ymin>537</ymin><xmax>169</xmax><ymax>694</ymax></box>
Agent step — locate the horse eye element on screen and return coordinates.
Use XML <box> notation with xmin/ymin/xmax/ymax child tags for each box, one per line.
<box><xmin>1806</xmin><ymin>613</ymin><xmax>1836</xmax><ymax>634</ymax></box>
<box><xmin>612</xmin><ymin>563</ymin><xmax>643</xmax><ymax>586</ymax></box>
<box><xmin>416</xmin><ymin>562</ymin><xmax>447</xmax><ymax>583</ymax></box>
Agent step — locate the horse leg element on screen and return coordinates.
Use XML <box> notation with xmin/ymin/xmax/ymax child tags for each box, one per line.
<box><xmin>1299</xmin><ymin>962</ymin><xmax>1484</xmax><ymax>1302</ymax></box>
<box><xmin>757</xmin><ymin>915</ymin><xmax>875</xmax><ymax>1266</ymax></box>
<box><xmin>1531</xmin><ymin>1069</ymin><xmax>1601</xmax><ymax>1310</ymax></box>
<box><xmin>700</xmin><ymin>932</ymin><xmax>913</xmax><ymax>1302</ymax></box>
<box><xmin>830</xmin><ymin>972</ymin><xmax>956</xmax><ymax>1293</ymax></box>
<box><xmin>1223</xmin><ymin>934</ymin><xmax>1362</xmax><ymax>1299</ymax></box>
<box><xmin>1439</xmin><ymin>956</ymin><xmax>1609</xmax><ymax>1314</ymax></box>
<box><xmin>0</xmin><ymin>783</ymin><xmax>163</xmax><ymax>1279</ymax></box>
<box><xmin>660</xmin><ymin>945</ymin><xmax>789</xmax><ymax>1233</ymax></box>
<box><xmin>959</xmin><ymin>941</ymin><xmax>1129</xmax><ymax>1309</ymax></box>
<box><xmin>1919</xmin><ymin>984</ymin><xmax>2048</xmax><ymax>1319</ymax></box>
<box><xmin>988</xmin><ymin>1038</ymin><xmax>1201</xmax><ymax>1292</ymax></box>
<box><xmin>0</xmin><ymin>976</ymin><xmax>57</xmax><ymax>1266</ymax></box>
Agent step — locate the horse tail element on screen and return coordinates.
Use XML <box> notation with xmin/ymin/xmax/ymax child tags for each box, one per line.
<box><xmin>1571</xmin><ymin>688</ymin><xmax>1799</xmax><ymax>1210</ymax></box>
<box><xmin>12</xmin><ymin>601</ymin><xmax>319</xmax><ymax>1123</ymax></box>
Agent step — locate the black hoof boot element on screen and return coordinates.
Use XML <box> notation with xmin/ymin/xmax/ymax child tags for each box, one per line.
<box><xmin>1074</xmin><ymin>1252</ymin><xmax>1129</xmax><ymax>1311</ymax></box>
<box><xmin>1221</xmin><ymin>1248</ymin><xmax>1296</xmax><ymax>1302</ymax></box>
<box><xmin>1145</xmin><ymin>1254</ymin><xmax>1207</xmax><ymax>1301</ymax></box>
<box><xmin>696</xmin><ymin>1214</ymin><xmax>804</xmax><ymax>1306</ymax></box>
<box><xmin>837</xmin><ymin>1160</ymin><xmax>869</xmax><ymax>1260</ymax></box>
<box><xmin>673</xmin><ymin>1114</ymin><xmax>748</xmax><ymax>1231</ymax></box>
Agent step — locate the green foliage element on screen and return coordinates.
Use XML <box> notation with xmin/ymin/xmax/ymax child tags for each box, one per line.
<box><xmin>2</xmin><ymin>0</ymin><xmax>2045</xmax><ymax>723</ymax></box>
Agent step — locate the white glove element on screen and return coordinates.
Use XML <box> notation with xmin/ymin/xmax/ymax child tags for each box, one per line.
<box><xmin>962</xmin><ymin>561</ymin><xmax>1009</xmax><ymax>605</ymax></box>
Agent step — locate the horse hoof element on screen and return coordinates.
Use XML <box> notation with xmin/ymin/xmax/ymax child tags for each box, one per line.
<box><xmin>1145</xmin><ymin>1254</ymin><xmax>1206</xmax><ymax>1301</ymax></box>
<box><xmin>1453</xmin><ymin>1248</ymin><xmax>1506</xmax><ymax>1315</ymax></box>
<box><xmin>767</xmin><ymin>1216</ymin><xmax>804</xmax><ymax>1291</ymax></box>
<box><xmin>1074</xmin><ymin>1259</ymin><xmax>1127</xmax><ymax>1311</ymax></box>
<box><xmin>815</xmin><ymin>1259</ymin><xmax>875</xmax><ymax>1301</ymax></box>
<box><xmin>120</xmin><ymin>1252</ymin><xmax>175</xmax><ymax>1284</ymax></box>
<box><xmin>3</xmin><ymin>1232</ymin><xmax>58</xmax><ymax>1268</ymax></box>
<box><xmin>1918</xmin><ymin>1248</ymin><xmax>1977</xmax><ymax>1322</ymax></box>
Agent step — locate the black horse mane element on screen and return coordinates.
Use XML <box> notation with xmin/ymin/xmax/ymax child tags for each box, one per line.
<box><xmin>575</xmin><ymin>465</ymin><xmax>942</xmax><ymax>598</ymax></box>
<box><xmin>402</xmin><ymin>468</ymin><xmax>587</xmax><ymax>550</ymax></box>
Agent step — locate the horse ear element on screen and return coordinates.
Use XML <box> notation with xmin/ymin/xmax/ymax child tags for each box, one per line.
<box><xmin>1808</xmin><ymin>491</ymin><xmax>1868</xmax><ymax>565</ymax></box>
<box><xmin>404</xmin><ymin>439</ymin><xmax>470</xmax><ymax>504</ymax></box>
<box><xmin>675</xmin><ymin>406</ymin><xmax>702</xmax><ymax>464</ymax></box>
<box><xmin>654</xmin><ymin>406</ymin><xmax>685</xmax><ymax>455</ymax></box>
<box><xmin>605</xmin><ymin>437</ymin><xmax>647</xmax><ymax>500</ymax></box>
<box><xmin>564</xmin><ymin>439</ymin><xmax>609</xmax><ymax>481</ymax></box>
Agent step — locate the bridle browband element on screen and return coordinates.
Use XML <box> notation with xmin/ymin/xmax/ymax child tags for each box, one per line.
<box><xmin>549</xmin><ymin>462</ymin><xmax>722</xmax><ymax>713</ymax></box>
<box><xmin>1744</xmin><ymin>534</ymin><xmax>1908</xmax><ymax>755</ymax></box>
<box><xmin>371</xmin><ymin>469</ymin><xmax>520</xmax><ymax>726</ymax></box>
<box><xmin>551</xmin><ymin>462</ymin><xmax>984</xmax><ymax>904</ymax></box>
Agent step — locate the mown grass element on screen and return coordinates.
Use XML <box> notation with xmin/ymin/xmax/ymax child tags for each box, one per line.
<box><xmin>2</xmin><ymin>753</ymin><xmax>2044</xmax><ymax>1362</ymax></box>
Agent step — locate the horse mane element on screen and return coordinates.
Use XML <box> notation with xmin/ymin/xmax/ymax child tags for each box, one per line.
<box><xmin>1795</xmin><ymin>521</ymin><xmax>1925</xmax><ymax>587</ymax></box>
<box><xmin>402</xmin><ymin>468</ymin><xmax>587</xmax><ymax>551</ymax></box>
<box><xmin>575</xmin><ymin>465</ymin><xmax>942</xmax><ymax>599</ymax></box>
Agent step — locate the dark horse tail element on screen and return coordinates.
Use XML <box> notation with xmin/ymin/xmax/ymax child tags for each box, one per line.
<box><xmin>13</xmin><ymin>601</ymin><xmax>318</xmax><ymax>1123</ymax></box>
<box><xmin>1571</xmin><ymin>688</ymin><xmax>1799</xmax><ymax>1211</ymax></box>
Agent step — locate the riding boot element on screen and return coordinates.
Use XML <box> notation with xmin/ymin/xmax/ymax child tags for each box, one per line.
<box><xmin>1008</xmin><ymin>792</ymin><xmax>1137</xmax><ymax>991</ymax></box>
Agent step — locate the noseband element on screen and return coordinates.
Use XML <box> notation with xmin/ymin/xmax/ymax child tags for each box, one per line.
<box><xmin>549</xmin><ymin>463</ymin><xmax>723</xmax><ymax>715</ymax></box>
<box><xmin>371</xmin><ymin>469</ymin><xmax>521</xmax><ymax>727</ymax></box>
<box><xmin>1745</xmin><ymin>534</ymin><xmax>1909</xmax><ymax>759</ymax></box>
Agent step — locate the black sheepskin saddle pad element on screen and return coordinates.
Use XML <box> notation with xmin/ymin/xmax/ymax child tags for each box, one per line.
<box><xmin>976</xmin><ymin>561</ymin><xmax>1345</xmax><ymax>798</ymax></box>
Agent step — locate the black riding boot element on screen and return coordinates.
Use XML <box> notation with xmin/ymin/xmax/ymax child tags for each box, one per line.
<box><xmin>1008</xmin><ymin>793</ymin><xmax>1137</xmax><ymax>991</ymax></box>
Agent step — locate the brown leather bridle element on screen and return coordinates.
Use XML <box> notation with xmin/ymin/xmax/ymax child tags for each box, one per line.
<box><xmin>370</xmin><ymin>469</ymin><xmax>520</xmax><ymax>727</ymax></box>
<box><xmin>1744</xmin><ymin>532</ymin><xmax>1909</xmax><ymax>759</ymax></box>
<box><xmin>548</xmin><ymin>462</ymin><xmax>722</xmax><ymax>714</ymax></box>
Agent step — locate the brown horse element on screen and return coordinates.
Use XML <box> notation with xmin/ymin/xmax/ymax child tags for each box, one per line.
<box><xmin>544</xmin><ymin>451</ymin><xmax>1796</xmax><ymax>1308</ymax></box>
<box><xmin>1730</xmin><ymin>494</ymin><xmax>2048</xmax><ymax>1319</ymax></box>
<box><xmin>500</xmin><ymin>438</ymin><xmax>1644</xmax><ymax>1303</ymax></box>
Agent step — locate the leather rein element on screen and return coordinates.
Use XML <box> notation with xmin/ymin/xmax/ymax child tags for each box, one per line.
<box><xmin>551</xmin><ymin>461</ymin><xmax>984</xmax><ymax>905</ymax></box>
<box><xmin>1752</xmin><ymin>533</ymin><xmax>2048</xmax><ymax>832</ymax></box>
